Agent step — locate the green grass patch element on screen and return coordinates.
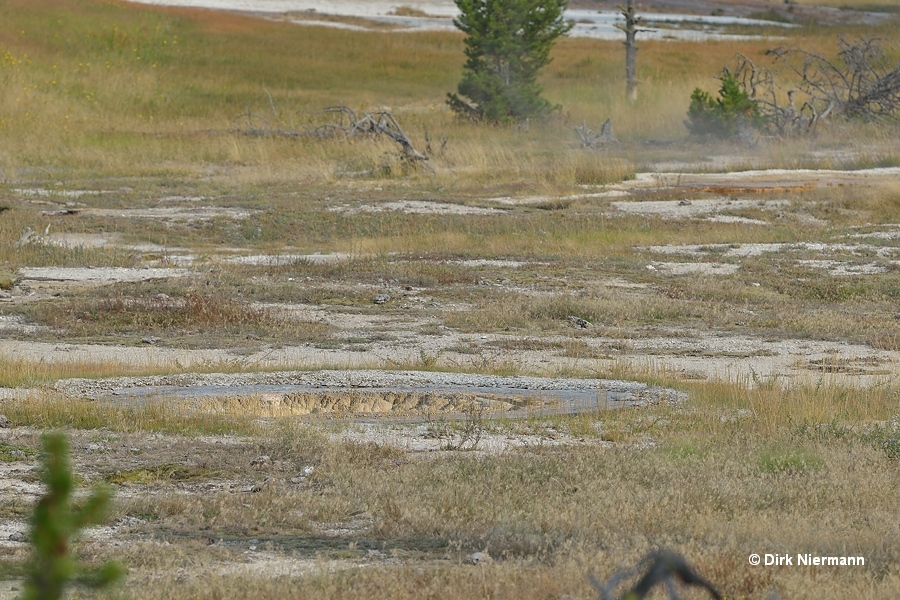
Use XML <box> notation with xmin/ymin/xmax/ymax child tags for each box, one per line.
<box><xmin>106</xmin><ymin>464</ymin><xmax>223</xmax><ymax>485</ymax></box>
<box><xmin>757</xmin><ymin>445</ymin><xmax>823</xmax><ymax>475</ymax></box>
<box><xmin>0</xmin><ymin>442</ymin><xmax>37</xmax><ymax>462</ymax></box>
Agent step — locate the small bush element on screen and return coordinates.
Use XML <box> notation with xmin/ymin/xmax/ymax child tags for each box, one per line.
<box><xmin>859</xmin><ymin>416</ymin><xmax>900</xmax><ymax>460</ymax></box>
<box><xmin>0</xmin><ymin>271</ymin><xmax>15</xmax><ymax>291</ymax></box>
<box><xmin>882</xmin><ymin>436</ymin><xmax>900</xmax><ymax>460</ymax></box>
<box><xmin>685</xmin><ymin>70</ymin><xmax>767</xmax><ymax>139</ymax></box>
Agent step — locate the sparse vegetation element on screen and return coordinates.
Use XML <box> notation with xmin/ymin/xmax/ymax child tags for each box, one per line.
<box><xmin>18</xmin><ymin>289</ymin><xmax>333</xmax><ymax>348</ymax></box>
<box><xmin>0</xmin><ymin>389</ymin><xmax>895</xmax><ymax>598</ymax></box>
<box><xmin>0</xmin><ymin>1</ymin><xmax>899</xmax><ymax>598</ymax></box>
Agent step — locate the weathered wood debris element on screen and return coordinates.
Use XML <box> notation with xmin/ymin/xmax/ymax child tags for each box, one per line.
<box><xmin>575</xmin><ymin>118</ymin><xmax>616</xmax><ymax>149</ymax></box>
<box><xmin>233</xmin><ymin>103</ymin><xmax>434</xmax><ymax>173</ymax></box>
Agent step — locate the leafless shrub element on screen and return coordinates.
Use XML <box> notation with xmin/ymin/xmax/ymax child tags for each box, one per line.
<box><xmin>765</xmin><ymin>37</ymin><xmax>900</xmax><ymax>124</ymax></box>
<box><xmin>453</xmin><ymin>400</ymin><xmax>486</xmax><ymax>451</ymax></box>
<box><xmin>423</xmin><ymin>399</ymin><xmax>485</xmax><ymax>451</ymax></box>
<box><xmin>730</xmin><ymin>54</ymin><xmax>815</xmax><ymax>136</ymax></box>
<box><xmin>725</xmin><ymin>38</ymin><xmax>899</xmax><ymax>138</ymax></box>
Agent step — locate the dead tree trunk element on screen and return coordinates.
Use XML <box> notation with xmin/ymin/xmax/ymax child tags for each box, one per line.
<box><xmin>618</xmin><ymin>0</ymin><xmax>639</xmax><ymax>102</ymax></box>
<box><xmin>615</xmin><ymin>0</ymin><xmax>650</xmax><ymax>102</ymax></box>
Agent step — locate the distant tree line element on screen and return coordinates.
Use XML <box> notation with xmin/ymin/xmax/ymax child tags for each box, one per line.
<box><xmin>445</xmin><ymin>1</ymin><xmax>900</xmax><ymax>141</ymax></box>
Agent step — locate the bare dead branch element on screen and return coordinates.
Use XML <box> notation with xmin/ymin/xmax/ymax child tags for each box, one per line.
<box><xmin>232</xmin><ymin>101</ymin><xmax>436</xmax><ymax>173</ymax></box>
<box><xmin>575</xmin><ymin>118</ymin><xmax>616</xmax><ymax>149</ymax></box>
<box><xmin>730</xmin><ymin>54</ymin><xmax>815</xmax><ymax>136</ymax></box>
<box><xmin>766</xmin><ymin>37</ymin><xmax>900</xmax><ymax>123</ymax></box>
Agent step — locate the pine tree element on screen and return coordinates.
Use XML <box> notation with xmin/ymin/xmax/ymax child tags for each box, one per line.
<box><xmin>21</xmin><ymin>433</ymin><xmax>124</xmax><ymax>600</ymax></box>
<box><xmin>447</xmin><ymin>0</ymin><xmax>572</xmax><ymax>123</ymax></box>
<box><xmin>685</xmin><ymin>69</ymin><xmax>766</xmax><ymax>139</ymax></box>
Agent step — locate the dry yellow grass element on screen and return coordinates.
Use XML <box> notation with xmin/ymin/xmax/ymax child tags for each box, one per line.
<box><xmin>0</xmin><ymin>0</ymin><xmax>897</xmax><ymax>187</ymax></box>
<box><xmin>1</xmin><ymin>386</ymin><xmax>897</xmax><ymax>599</ymax></box>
